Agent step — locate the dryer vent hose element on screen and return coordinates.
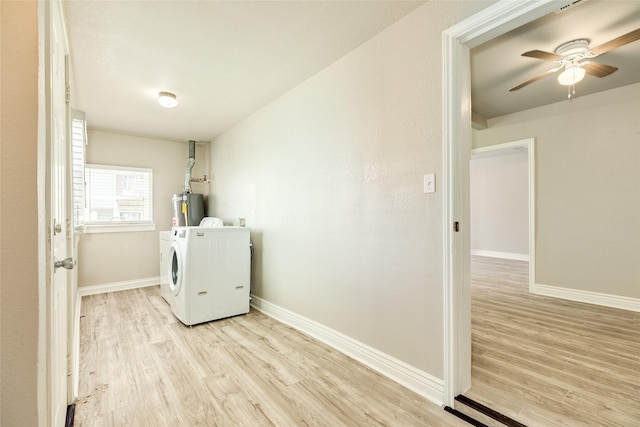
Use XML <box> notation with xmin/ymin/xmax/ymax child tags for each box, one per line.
<box><xmin>184</xmin><ymin>139</ymin><xmax>196</xmax><ymax>193</ymax></box>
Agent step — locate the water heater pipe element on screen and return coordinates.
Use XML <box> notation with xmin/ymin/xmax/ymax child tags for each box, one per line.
<box><xmin>184</xmin><ymin>140</ymin><xmax>196</xmax><ymax>193</ymax></box>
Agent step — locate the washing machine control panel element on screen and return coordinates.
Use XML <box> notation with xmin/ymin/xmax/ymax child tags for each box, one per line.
<box><xmin>173</xmin><ymin>228</ymin><xmax>187</xmax><ymax>238</ymax></box>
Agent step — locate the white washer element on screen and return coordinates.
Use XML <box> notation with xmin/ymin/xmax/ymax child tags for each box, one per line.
<box><xmin>169</xmin><ymin>226</ymin><xmax>251</xmax><ymax>326</ymax></box>
<box><xmin>159</xmin><ymin>231</ymin><xmax>173</xmax><ymax>303</ymax></box>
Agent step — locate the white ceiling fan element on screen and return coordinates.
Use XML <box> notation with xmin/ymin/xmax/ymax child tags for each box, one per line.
<box><xmin>509</xmin><ymin>27</ymin><xmax>640</xmax><ymax>95</ymax></box>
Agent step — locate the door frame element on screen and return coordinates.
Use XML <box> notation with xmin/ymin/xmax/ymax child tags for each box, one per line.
<box><xmin>470</xmin><ymin>138</ymin><xmax>536</xmax><ymax>291</ymax></box>
<box><xmin>441</xmin><ymin>0</ymin><xmax>569</xmax><ymax>406</ymax></box>
<box><xmin>38</xmin><ymin>0</ymin><xmax>72</xmax><ymax>424</ymax></box>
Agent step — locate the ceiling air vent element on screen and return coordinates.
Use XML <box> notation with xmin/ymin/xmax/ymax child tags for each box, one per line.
<box><xmin>556</xmin><ymin>0</ymin><xmax>589</xmax><ymax>14</ymax></box>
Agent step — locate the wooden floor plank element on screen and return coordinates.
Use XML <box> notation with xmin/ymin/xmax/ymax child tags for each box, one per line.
<box><xmin>75</xmin><ymin>287</ymin><xmax>468</xmax><ymax>426</ymax></box>
<box><xmin>77</xmin><ymin>257</ymin><xmax>639</xmax><ymax>426</ymax></box>
<box><xmin>466</xmin><ymin>256</ymin><xmax>640</xmax><ymax>427</ymax></box>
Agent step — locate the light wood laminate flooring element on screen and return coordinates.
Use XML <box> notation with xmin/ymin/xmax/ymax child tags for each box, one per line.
<box><xmin>466</xmin><ymin>256</ymin><xmax>640</xmax><ymax>427</ymax></box>
<box><xmin>76</xmin><ymin>287</ymin><xmax>467</xmax><ymax>426</ymax></box>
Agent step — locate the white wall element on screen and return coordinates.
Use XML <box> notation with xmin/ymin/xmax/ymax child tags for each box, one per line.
<box><xmin>474</xmin><ymin>83</ymin><xmax>640</xmax><ymax>300</ymax></box>
<box><xmin>209</xmin><ymin>1</ymin><xmax>492</xmax><ymax>378</ymax></box>
<box><xmin>78</xmin><ymin>130</ymin><xmax>210</xmax><ymax>287</ymax></box>
<box><xmin>470</xmin><ymin>151</ymin><xmax>529</xmax><ymax>260</ymax></box>
<box><xmin>0</xmin><ymin>1</ymin><xmax>40</xmax><ymax>424</ymax></box>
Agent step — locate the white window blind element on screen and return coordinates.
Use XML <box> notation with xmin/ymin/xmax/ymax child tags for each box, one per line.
<box><xmin>71</xmin><ymin>110</ymin><xmax>87</xmax><ymax>231</ymax></box>
<box><xmin>85</xmin><ymin>164</ymin><xmax>153</xmax><ymax>224</ymax></box>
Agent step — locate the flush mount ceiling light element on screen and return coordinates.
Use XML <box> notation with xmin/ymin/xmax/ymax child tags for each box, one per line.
<box><xmin>157</xmin><ymin>91</ymin><xmax>178</xmax><ymax>108</ymax></box>
<box><xmin>557</xmin><ymin>62</ymin><xmax>586</xmax><ymax>86</ymax></box>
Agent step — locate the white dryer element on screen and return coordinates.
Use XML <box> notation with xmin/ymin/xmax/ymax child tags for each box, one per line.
<box><xmin>159</xmin><ymin>231</ymin><xmax>173</xmax><ymax>303</ymax></box>
<box><xmin>169</xmin><ymin>226</ymin><xmax>251</xmax><ymax>326</ymax></box>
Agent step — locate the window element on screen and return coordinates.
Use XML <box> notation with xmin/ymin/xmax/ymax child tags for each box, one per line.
<box><xmin>71</xmin><ymin>110</ymin><xmax>87</xmax><ymax>231</ymax></box>
<box><xmin>85</xmin><ymin>164</ymin><xmax>154</xmax><ymax>231</ymax></box>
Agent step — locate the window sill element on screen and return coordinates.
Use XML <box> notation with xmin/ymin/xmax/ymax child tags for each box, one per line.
<box><xmin>85</xmin><ymin>224</ymin><xmax>157</xmax><ymax>234</ymax></box>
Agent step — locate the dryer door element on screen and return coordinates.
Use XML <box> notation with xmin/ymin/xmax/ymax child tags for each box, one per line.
<box><xmin>169</xmin><ymin>241</ymin><xmax>183</xmax><ymax>296</ymax></box>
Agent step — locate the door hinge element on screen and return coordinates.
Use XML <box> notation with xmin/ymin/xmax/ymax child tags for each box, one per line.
<box><xmin>454</xmin><ymin>221</ymin><xmax>460</xmax><ymax>232</ymax></box>
<box><xmin>65</xmin><ymin>83</ymin><xmax>71</xmax><ymax>104</ymax></box>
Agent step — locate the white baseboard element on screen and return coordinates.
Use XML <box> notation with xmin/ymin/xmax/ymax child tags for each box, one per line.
<box><xmin>533</xmin><ymin>283</ymin><xmax>640</xmax><ymax>312</ymax></box>
<box><xmin>471</xmin><ymin>249</ymin><xmax>529</xmax><ymax>261</ymax></box>
<box><xmin>250</xmin><ymin>296</ymin><xmax>445</xmax><ymax>405</ymax></box>
<box><xmin>78</xmin><ymin>276</ymin><xmax>160</xmax><ymax>297</ymax></box>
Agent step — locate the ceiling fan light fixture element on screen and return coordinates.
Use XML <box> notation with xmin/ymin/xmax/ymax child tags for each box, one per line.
<box><xmin>157</xmin><ymin>91</ymin><xmax>178</xmax><ymax>108</ymax></box>
<box><xmin>557</xmin><ymin>65</ymin><xmax>585</xmax><ymax>86</ymax></box>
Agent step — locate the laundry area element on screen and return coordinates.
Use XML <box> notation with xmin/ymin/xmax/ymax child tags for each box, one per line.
<box><xmin>79</xmin><ymin>135</ymin><xmax>251</xmax><ymax>327</ymax></box>
<box><xmin>7</xmin><ymin>0</ymin><xmax>638</xmax><ymax>425</ymax></box>
<box><xmin>71</xmin><ymin>129</ymin><xmax>456</xmax><ymax>426</ymax></box>
<box><xmin>164</xmin><ymin>141</ymin><xmax>251</xmax><ymax>326</ymax></box>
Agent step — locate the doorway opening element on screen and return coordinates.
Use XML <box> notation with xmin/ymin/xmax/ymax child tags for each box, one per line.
<box><xmin>443</xmin><ymin>2</ymin><xmax>640</xmax><ymax>425</ymax></box>
<box><xmin>442</xmin><ymin>1</ymin><xmax>561</xmax><ymax>408</ymax></box>
<box><xmin>463</xmin><ymin>139</ymin><xmax>535</xmax><ymax>425</ymax></box>
<box><xmin>470</xmin><ymin>139</ymin><xmax>535</xmax><ymax>291</ymax></box>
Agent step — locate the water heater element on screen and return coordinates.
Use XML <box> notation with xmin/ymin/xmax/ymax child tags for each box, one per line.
<box><xmin>171</xmin><ymin>193</ymin><xmax>204</xmax><ymax>227</ymax></box>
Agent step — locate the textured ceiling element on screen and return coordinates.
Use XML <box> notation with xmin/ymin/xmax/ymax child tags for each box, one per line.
<box><xmin>471</xmin><ymin>0</ymin><xmax>640</xmax><ymax>123</ymax></box>
<box><xmin>64</xmin><ymin>1</ymin><xmax>640</xmax><ymax>140</ymax></box>
<box><xmin>64</xmin><ymin>0</ymin><xmax>426</xmax><ymax>142</ymax></box>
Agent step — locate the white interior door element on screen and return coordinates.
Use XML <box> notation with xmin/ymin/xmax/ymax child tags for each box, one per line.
<box><xmin>47</xmin><ymin>0</ymin><xmax>71</xmax><ymax>425</ymax></box>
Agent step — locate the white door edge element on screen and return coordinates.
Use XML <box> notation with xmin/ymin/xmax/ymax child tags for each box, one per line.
<box><xmin>38</xmin><ymin>0</ymin><xmax>71</xmax><ymax>425</ymax></box>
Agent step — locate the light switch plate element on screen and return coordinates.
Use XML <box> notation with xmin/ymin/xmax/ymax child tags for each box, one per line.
<box><xmin>424</xmin><ymin>173</ymin><xmax>435</xmax><ymax>193</ymax></box>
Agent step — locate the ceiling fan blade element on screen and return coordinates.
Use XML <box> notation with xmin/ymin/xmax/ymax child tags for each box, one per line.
<box><xmin>509</xmin><ymin>67</ymin><xmax>561</xmax><ymax>92</ymax></box>
<box><xmin>582</xmin><ymin>62</ymin><xmax>618</xmax><ymax>77</ymax></box>
<box><xmin>590</xmin><ymin>28</ymin><xmax>640</xmax><ymax>56</ymax></box>
<box><xmin>521</xmin><ymin>50</ymin><xmax>564</xmax><ymax>61</ymax></box>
